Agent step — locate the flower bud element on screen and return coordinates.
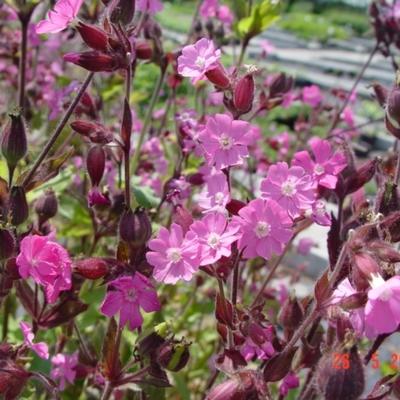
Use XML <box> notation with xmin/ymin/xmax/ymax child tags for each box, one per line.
<box><xmin>316</xmin><ymin>346</ymin><xmax>364</xmax><ymax>400</ymax></box>
<box><xmin>74</xmin><ymin>257</ymin><xmax>108</xmax><ymax>280</ymax></box>
<box><xmin>1</xmin><ymin>110</ymin><xmax>27</xmax><ymax>172</ymax></box>
<box><xmin>353</xmin><ymin>253</ymin><xmax>380</xmax><ymax>279</ymax></box>
<box><xmin>205</xmin><ymin>64</ymin><xmax>230</xmax><ymax>89</ymax></box>
<box><xmin>138</xmin><ymin>331</ymin><xmax>166</xmax><ymax>358</ymax></box>
<box><xmin>387</xmin><ymin>87</ymin><xmax>400</xmax><ymax>126</ymax></box>
<box><xmin>87</xmin><ymin>145</ymin><xmax>106</xmax><ymax>187</ymax></box>
<box><xmin>0</xmin><ymin>229</ymin><xmax>15</xmax><ymax>260</ymax></box>
<box><xmin>380</xmin><ymin>211</ymin><xmax>400</xmax><ymax>242</ymax></box>
<box><xmin>156</xmin><ymin>341</ymin><xmax>190</xmax><ymax>372</ymax></box>
<box><xmin>269</xmin><ymin>72</ymin><xmax>293</xmax><ymax>98</ymax></box>
<box><xmin>371</xmin><ymin>83</ymin><xmax>388</xmax><ymax>108</ymax></box>
<box><xmin>234</xmin><ymin>74</ymin><xmax>255</xmax><ymax>114</ymax></box>
<box><xmin>278</xmin><ymin>295</ymin><xmax>303</xmax><ymax>331</ymax></box>
<box><xmin>70</xmin><ymin>120</ymin><xmax>113</xmax><ymax>144</ymax></box>
<box><xmin>0</xmin><ymin>360</ymin><xmax>31</xmax><ymax>399</ymax></box>
<box><xmin>35</xmin><ymin>189</ymin><xmax>58</xmax><ymax>224</ymax></box>
<box><xmin>110</xmin><ymin>0</ymin><xmax>135</xmax><ymax>25</ymax></box>
<box><xmin>344</xmin><ymin>159</ymin><xmax>377</xmax><ymax>195</ymax></box>
<box><xmin>64</xmin><ymin>51</ymin><xmax>121</xmax><ymax>72</ymax></box>
<box><xmin>9</xmin><ymin>186</ymin><xmax>28</xmax><ymax>226</ymax></box>
<box><xmin>119</xmin><ymin>207</ymin><xmax>152</xmax><ymax>246</ymax></box>
<box><xmin>226</xmin><ymin>199</ymin><xmax>246</xmax><ymax>215</ymax></box>
<box><xmin>77</xmin><ymin>22</ymin><xmax>109</xmax><ymax>52</ymax></box>
<box><xmin>136</xmin><ymin>39</ymin><xmax>153</xmax><ymax>60</ymax></box>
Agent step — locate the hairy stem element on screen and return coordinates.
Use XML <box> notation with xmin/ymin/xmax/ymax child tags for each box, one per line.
<box><xmin>18</xmin><ymin>18</ymin><xmax>29</xmax><ymax>113</ymax></box>
<box><xmin>217</xmin><ymin>278</ymin><xmax>233</xmax><ymax>348</ymax></box>
<box><xmin>124</xmin><ymin>65</ymin><xmax>132</xmax><ymax>208</ymax></box>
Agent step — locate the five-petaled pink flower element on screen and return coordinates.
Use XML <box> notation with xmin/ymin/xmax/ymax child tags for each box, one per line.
<box><xmin>199</xmin><ymin>113</ymin><xmax>251</xmax><ymax>170</ymax></box>
<box><xmin>20</xmin><ymin>322</ymin><xmax>49</xmax><ymax>360</ymax></box>
<box><xmin>36</xmin><ymin>0</ymin><xmax>83</xmax><ymax>34</ymax></box>
<box><xmin>364</xmin><ymin>274</ymin><xmax>400</xmax><ymax>338</ymax></box>
<box><xmin>177</xmin><ymin>38</ymin><xmax>221</xmax><ymax>84</ymax></box>
<box><xmin>233</xmin><ymin>198</ymin><xmax>293</xmax><ymax>260</ymax></box>
<box><xmin>137</xmin><ymin>0</ymin><xmax>164</xmax><ymax>15</ymax></box>
<box><xmin>302</xmin><ymin>85</ymin><xmax>322</xmax><ymax>108</ymax></box>
<box><xmin>146</xmin><ymin>223</ymin><xmax>200</xmax><ymax>284</ymax></box>
<box><xmin>16</xmin><ymin>235</ymin><xmax>72</xmax><ymax>304</ymax></box>
<box><xmin>197</xmin><ymin>172</ymin><xmax>230</xmax><ymax>213</ymax></box>
<box><xmin>100</xmin><ymin>274</ymin><xmax>160</xmax><ymax>330</ymax></box>
<box><xmin>51</xmin><ymin>352</ymin><xmax>78</xmax><ymax>390</ymax></box>
<box><xmin>189</xmin><ymin>213</ymin><xmax>240</xmax><ymax>266</ymax></box>
<box><xmin>260</xmin><ymin>162</ymin><xmax>316</xmax><ymax>219</ymax></box>
<box><xmin>293</xmin><ymin>138</ymin><xmax>346</xmax><ymax>189</ymax></box>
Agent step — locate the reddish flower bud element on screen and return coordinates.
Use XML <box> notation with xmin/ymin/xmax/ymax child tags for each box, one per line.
<box><xmin>35</xmin><ymin>189</ymin><xmax>58</xmax><ymax>224</ymax></box>
<box><xmin>380</xmin><ymin>211</ymin><xmax>400</xmax><ymax>242</ymax></box>
<box><xmin>77</xmin><ymin>22</ymin><xmax>109</xmax><ymax>52</ymax></box>
<box><xmin>387</xmin><ymin>87</ymin><xmax>400</xmax><ymax>127</ymax></box>
<box><xmin>0</xmin><ymin>359</ymin><xmax>31</xmax><ymax>399</ymax></box>
<box><xmin>87</xmin><ymin>145</ymin><xmax>106</xmax><ymax>187</ymax></box>
<box><xmin>70</xmin><ymin>120</ymin><xmax>113</xmax><ymax>144</ymax></box>
<box><xmin>74</xmin><ymin>257</ymin><xmax>108</xmax><ymax>279</ymax></box>
<box><xmin>186</xmin><ymin>173</ymin><xmax>204</xmax><ymax>186</ymax></box>
<box><xmin>371</xmin><ymin>83</ymin><xmax>388</xmax><ymax>108</ymax></box>
<box><xmin>353</xmin><ymin>253</ymin><xmax>380</xmax><ymax>279</ymax></box>
<box><xmin>156</xmin><ymin>341</ymin><xmax>190</xmax><ymax>372</ymax></box>
<box><xmin>9</xmin><ymin>186</ymin><xmax>28</xmax><ymax>226</ymax></box>
<box><xmin>234</xmin><ymin>73</ymin><xmax>255</xmax><ymax>114</ymax></box>
<box><xmin>64</xmin><ymin>51</ymin><xmax>120</xmax><ymax>72</ymax></box>
<box><xmin>205</xmin><ymin>64</ymin><xmax>230</xmax><ymax>89</ymax></box>
<box><xmin>136</xmin><ymin>39</ymin><xmax>153</xmax><ymax>60</ymax></box>
<box><xmin>269</xmin><ymin>72</ymin><xmax>293</xmax><ymax>98</ymax></box>
<box><xmin>226</xmin><ymin>199</ymin><xmax>246</xmax><ymax>215</ymax></box>
<box><xmin>1</xmin><ymin>110</ymin><xmax>27</xmax><ymax>172</ymax></box>
<box><xmin>110</xmin><ymin>0</ymin><xmax>135</xmax><ymax>25</ymax></box>
<box><xmin>278</xmin><ymin>295</ymin><xmax>304</xmax><ymax>331</ymax></box>
<box><xmin>119</xmin><ymin>207</ymin><xmax>152</xmax><ymax>246</ymax></box>
<box><xmin>344</xmin><ymin>159</ymin><xmax>377</xmax><ymax>195</ymax></box>
<box><xmin>367</xmin><ymin>241</ymin><xmax>400</xmax><ymax>263</ymax></box>
<box><xmin>138</xmin><ymin>331</ymin><xmax>166</xmax><ymax>358</ymax></box>
<box><xmin>0</xmin><ymin>229</ymin><xmax>15</xmax><ymax>260</ymax></box>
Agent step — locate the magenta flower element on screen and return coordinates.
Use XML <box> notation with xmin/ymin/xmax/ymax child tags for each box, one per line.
<box><xmin>233</xmin><ymin>199</ymin><xmax>293</xmax><ymax>260</ymax></box>
<box><xmin>199</xmin><ymin>113</ymin><xmax>251</xmax><ymax>170</ymax></box>
<box><xmin>197</xmin><ymin>172</ymin><xmax>230</xmax><ymax>213</ymax></box>
<box><xmin>177</xmin><ymin>38</ymin><xmax>221</xmax><ymax>84</ymax></box>
<box><xmin>307</xmin><ymin>199</ymin><xmax>331</xmax><ymax>226</ymax></box>
<box><xmin>36</xmin><ymin>0</ymin><xmax>83</xmax><ymax>34</ymax></box>
<box><xmin>260</xmin><ymin>39</ymin><xmax>275</xmax><ymax>58</ymax></box>
<box><xmin>260</xmin><ymin>162</ymin><xmax>316</xmax><ymax>219</ymax></box>
<box><xmin>217</xmin><ymin>5</ymin><xmax>234</xmax><ymax>25</ymax></box>
<box><xmin>146</xmin><ymin>223</ymin><xmax>200</xmax><ymax>284</ymax></box>
<box><xmin>200</xmin><ymin>0</ymin><xmax>218</xmax><ymax>18</ymax></box>
<box><xmin>302</xmin><ymin>85</ymin><xmax>322</xmax><ymax>108</ymax></box>
<box><xmin>137</xmin><ymin>0</ymin><xmax>164</xmax><ymax>14</ymax></box>
<box><xmin>292</xmin><ymin>138</ymin><xmax>346</xmax><ymax>189</ymax></box>
<box><xmin>240</xmin><ymin>324</ymin><xmax>275</xmax><ymax>361</ymax></box>
<box><xmin>20</xmin><ymin>322</ymin><xmax>49</xmax><ymax>360</ymax></box>
<box><xmin>297</xmin><ymin>238</ymin><xmax>315</xmax><ymax>256</ymax></box>
<box><xmin>364</xmin><ymin>274</ymin><xmax>400</xmax><ymax>338</ymax></box>
<box><xmin>279</xmin><ymin>372</ymin><xmax>300</xmax><ymax>397</ymax></box>
<box><xmin>100</xmin><ymin>274</ymin><xmax>160</xmax><ymax>330</ymax></box>
<box><xmin>189</xmin><ymin>213</ymin><xmax>240</xmax><ymax>266</ymax></box>
<box><xmin>51</xmin><ymin>352</ymin><xmax>78</xmax><ymax>390</ymax></box>
<box><xmin>16</xmin><ymin>235</ymin><xmax>72</xmax><ymax>304</ymax></box>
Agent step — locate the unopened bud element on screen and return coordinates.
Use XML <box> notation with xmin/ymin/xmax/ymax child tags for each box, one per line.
<box><xmin>353</xmin><ymin>253</ymin><xmax>380</xmax><ymax>279</ymax></box>
<box><xmin>234</xmin><ymin>74</ymin><xmax>255</xmax><ymax>114</ymax></box>
<box><xmin>110</xmin><ymin>0</ymin><xmax>135</xmax><ymax>25</ymax></box>
<box><xmin>205</xmin><ymin>64</ymin><xmax>230</xmax><ymax>89</ymax></box>
<box><xmin>156</xmin><ymin>341</ymin><xmax>190</xmax><ymax>372</ymax></box>
<box><xmin>0</xmin><ymin>229</ymin><xmax>15</xmax><ymax>260</ymax></box>
<box><xmin>269</xmin><ymin>72</ymin><xmax>293</xmax><ymax>97</ymax></box>
<box><xmin>278</xmin><ymin>295</ymin><xmax>303</xmax><ymax>331</ymax></box>
<box><xmin>119</xmin><ymin>207</ymin><xmax>152</xmax><ymax>246</ymax></box>
<box><xmin>380</xmin><ymin>211</ymin><xmax>400</xmax><ymax>242</ymax></box>
<box><xmin>77</xmin><ymin>22</ymin><xmax>109</xmax><ymax>52</ymax></box>
<box><xmin>74</xmin><ymin>257</ymin><xmax>108</xmax><ymax>280</ymax></box>
<box><xmin>344</xmin><ymin>159</ymin><xmax>377</xmax><ymax>195</ymax></box>
<box><xmin>87</xmin><ymin>145</ymin><xmax>106</xmax><ymax>187</ymax></box>
<box><xmin>9</xmin><ymin>186</ymin><xmax>28</xmax><ymax>226</ymax></box>
<box><xmin>136</xmin><ymin>39</ymin><xmax>153</xmax><ymax>60</ymax></box>
<box><xmin>70</xmin><ymin>120</ymin><xmax>113</xmax><ymax>144</ymax></box>
<box><xmin>64</xmin><ymin>51</ymin><xmax>121</xmax><ymax>72</ymax></box>
<box><xmin>35</xmin><ymin>189</ymin><xmax>58</xmax><ymax>224</ymax></box>
<box><xmin>226</xmin><ymin>199</ymin><xmax>246</xmax><ymax>215</ymax></box>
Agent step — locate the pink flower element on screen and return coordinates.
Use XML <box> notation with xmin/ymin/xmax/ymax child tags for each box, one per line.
<box><xmin>189</xmin><ymin>213</ymin><xmax>239</xmax><ymax>266</ymax></box>
<box><xmin>240</xmin><ymin>324</ymin><xmax>275</xmax><ymax>361</ymax></box>
<box><xmin>177</xmin><ymin>38</ymin><xmax>221</xmax><ymax>84</ymax></box>
<box><xmin>217</xmin><ymin>5</ymin><xmax>234</xmax><ymax>25</ymax></box>
<box><xmin>260</xmin><ymin>39</ymin><xmax>275</xmax><ymax>58</ymax></box>
<box><xmin>197</xmin><ymin>172</ymin><xmax>230</xmax><ymax>213</ymax></box>
<box><xmin>297</xmin><ymin>238</ymin><xmax>315</xmax><ymax>256</ymax></box>
<box><xmin>200</xmin><ymin>0</ymin><xmax>218</xmax><ymax>18</ymax></box>
<box><xmin>51</xmin><ymin>352</ymin><xmax>78</xmax><ymax>390</ymax></box>
<box><xmin>16</xmin><ymin>235</ymin><xmax>72</xmax><ymax>304</ymax></box>
<box><xmin>279</xmin><ymin>372</ymin><xmax>300</xmax><ymax>397</ymax></box>
<box><xmin>260</xmin><ymin>162</ymin><xmax>316</xmax><ymax>219</ymax></box>
<box><xmin>233</xmin><ymin>199</ymin><xmax>293</xmax><ymax>260</ymax></box>
<box><xmin>292</xmin><ymin>138</ymin><xmax>346</xmax><ymax>189</ymax></box>
<box><xmin>100</xmin><ymin>274</ymin><xmax>160</xmax><ymax>330</ymax></box>
<box><xmin>364</xmin><ymin>274</ymin><xmax>400</xmax><ymax>338</ymax></box>
<box><xmin>302</xmin><ymin>85</ymin><xmax>322</xmax><ymax>108</ymax></box>
<box><xmin>36</xmin><ymin>0</ymin><xmax>83</xmax><ymax>34</ymax></box>
<box><xmin>308</xmin><ymin>199</ymin><xmax>331</xmax><ymax>226</ymax></box>
<box><xmin>342</xmin><ymin>106</ymin><xmax>355</xmax><ymax>127</ymax></box>
<box><xmin>137</xmin><ymin>0</ymin><xmax>163</xmax><ymax>14</ymax></box>
<box><xmin>20</xmin><ymin>322</ymin><xmax>49</xmax><ymax>360</ymax></box>
<box><xmin>88</xmin><ymin>187</ymin><xmax>111</xmax><ymax>207</ymax></box>
<box><xmin>146</xmin><ymin>223</ymin><xmax>200</xmax><ymax>284</ymax></box>
<box><xmin>199</xmin><ymin>113</ymin><xmax>251</xmax><ymax>169</ymax></box>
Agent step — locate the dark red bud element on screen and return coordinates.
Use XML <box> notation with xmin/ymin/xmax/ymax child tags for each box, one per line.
<box><xmin>74</xmin><ymin>257</ymin><xmax>108</xmax><ymax>279</ymax></box>
<box><xmin>367</xmin><ymin>241</ymin><xmax>400</xmax><ymax>263</ymax></box>
<box><xmin>87</xmin><ymin>145</ymin><xmax>106</xmax><ymax>187</ymax></box>
<box><xmin>226</xmin><ymin>199</ymin><xmax>246</xmax><ymax>215</ymax></box>
<box><xmin>205</xmin><ymin>64</ymin><xmax>230</xmax><ymax>89</ymax></box>
<box><xmin>344</xmin><ymin>159</ymin><xmax>377</xmax><ymax>195</ymax></box>
<box><xmin>234</xmin><ymin>74</ymin><xmax>255</xmax><ymax>114</ymax></box>
<box><xmin>371</xmin><ymin>83</ymin><xmax>388</xmax><ymax>108</ymax></box>
<box><xmin>186</xmin><ymin>173</ymin><xmax>204</xmax><ymax>186</ymax></box>
<box><xmin>70</xmin><ymin>120</ymin><xmax>113</xmax><ymax>144</ymax></box>
<box><xmin>387</xmin><ymin>87</ymin><xmax>400</xmax><ymax>126</ymax></box>
<box><xmin>0</xmin><ymin>229</ymin><xmax>15</xmax><ymax>260</ymax></box>
<box><xmin>64</xmin><ymin>51</ymin><xmax>120</xmax><ymax>72</ymax></box>
<box><xmin>278</xmin><ymin>296</ymin><xmax>304</xmax><ymax>331</ymax></box>
<box><xmin>269</xmin><ymin>72</ymin><xmax>293</xmax><ymax>97</ymax></box>
<box><xmin>121</xmin><ymin>99</ymin><xmax>132</xmax><ymax>148</ymax></box>
<box><xmin>77</xmin><ymin>22</ymin><xmax>109</xmax><ymax>52</ymax></box>
<box><xmin>380</xmin><ymin>211</ymin><xmax>400</xmax><ymax>242</ymax></box>
<box><xmin>0</xmin><ymin>360</ymin><xmax>31</xmax><ymax>399</ymax></box>
<box><xmin>119</xmin><ymin>207</ymin><xmax>152</xmax><ymax>246</ymax></box>
<box><xmin>35</xmin><ymin>189</ymin><xmax>58</xmax><ymax>224</ymax></box>
<box><xmin>156</xmin><ymin>341</ymin><xmax>190</xmax><ymax>372</ymax></box>
<box><xmin>138</xmin><ymin>331</ymin><xmax>166</xmax><ymax>357</ymax></box>
<box><xmin>9</xmin><ymin>186</ymin><xmax>28</xmax><ymax>226</ymax></box>
<box><xmin>110</xmin><ymin>0</ymin><xmax>135</xmax><ymax>25</ymax></box>
<box><xmin>136</xmin><ymin>39</ymin><xmax>153</xmax><ymax>60</ymax></box>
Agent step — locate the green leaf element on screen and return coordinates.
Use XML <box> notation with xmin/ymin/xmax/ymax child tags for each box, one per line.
<box><xmin>237</xmin><ymin>0</ymin><xmax>280</xmax><ymax>40</ymax></box>
<box><xmin>173</xmin><ymin>374</ymin><xmax>191</xmax><ymax>400</ymax></box>
<box><xmin>133</xmin><ymin>186</ymin><xmax>159</xmax><ymax>209</ymax></box>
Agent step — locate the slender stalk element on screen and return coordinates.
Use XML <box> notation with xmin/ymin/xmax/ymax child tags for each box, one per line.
<box><xmin>74</xmin><ymin>322</ymin><xmax>93</xmax><ymax>363</ymax></box>
<box><xmin>124</xmin><ymin>65</ymin><xmax>132</xmax><ymax>208</ymax></box>
<box><xmin>236</xmin><ymin>38</ymin><xmax>249</xmax><ymax>68</ymax></box>
<box><xmin>18</xmin><ymin>18</ymin><xmax>29</xmax><ymax>113</ymax></box>
<box><xmin>22</xmin><ymin>72</ymin><xmax>94</xmax><ymax>187</ymax></box>
<box><xmin>217</xmin><ymin>278</ymin><xmax>233</xmax><ymax>348</ymax></box>
<box><xmin>328</xmin><ymin>242</ymin><xmax>348</xmax><ymax>290</ymax></box>
<box><xmin>230</xmin><ymin>251</ymin><xmax>241</xmax><ymax>307</ymax></box>
<box><xmin>100</xmin><ymin>382</ymin><xmax>114</xmax><ymax>400</ymax></box>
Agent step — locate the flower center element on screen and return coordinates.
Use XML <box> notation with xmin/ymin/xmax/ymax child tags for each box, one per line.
<box><xmin>281</xmin><ymin>180</ymin><xmax>296</xmax><ymax>197</ymax></box>
<box><xmin>167</xmin><ymin>248</ymin><xmax>182</xmax><ymax>263</ymax></box>
<box><xmin>125</xmin><ymin>289</ymin><xmax>137</xmax><ymax>303</ymax></box>
<box><xmin>195</xmin><ymin>56</ymin><xmax>206</xmax><ymax>68</ymax></box>
<box><xmin>214</xmin><ymin>192</ymin><xmax>225</xmax><ymax>205</ymax></box>
<box><xmin>315</xmin><ymin>201</ymin><xmax>326</xmax><ymax>216</ymax></box>
<box><xmin>219</xmin><ymin>134</ymin><xmax>234</xmax><ymax>150</ymax></box>
<box><xmin>207</xmin><ymin>232</ymin><xmax>221</xmax><ymax>249</ymax></box>
<box><xmin>254</xmin><ymin>221</ymin><xmax>270</xmax><ymax>238</ymax></box>
<box><xmin>314</xmin><ymin>164</ymin><xmax>325</xmax><ymax>175</ymax></box>
<box><xmin>379</xmin><ymin>287</ymin><xmax>393</xmax><ymax>302</ymax></box>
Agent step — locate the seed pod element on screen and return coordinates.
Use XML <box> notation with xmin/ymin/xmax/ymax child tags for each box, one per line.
<box><xmin>9</xmin><ymin>186</ymin><xmax>28</xmax><ymax>226</ymax></box>
<box><xmin>119</xmin><ymin>207</ymin><xmax>152</xmax><ymax>246</ymax></box>
<box><xmin>35</xmin><ymin>189</ymin><xmax>58</xmax><ymax>224</ymax></box>
<box><xmin>278</xmin><ymin>296</ymin><xmax>303</xmax><ymax>331</ymax></box>
<box><xmin>234</xmin><ymin>73</ymin><xmax>255</xmax><ymax>114</ymax></box>
<box><xmin>77</xmin><ymin>22</ymin><xmax>109</xmax><ymax>52</ymax></box>
<box><xmin>74</xmin><ymin>257</ymin><xmax>108</xmax><ymax>280</ymax></box>
<box><xmin>156</xmin><ymin>341</ymin><xmax>190</xmax><ymax>372</ymax></box>
<box><xmin>205</xmin><ymin>64</ymin><xmax>230</xmax><ymax>89</ymax></box>
<box><xmin>64</xmin><ymin>51</ymin><xmax>121</xmax><ymax>72</ymax></box>
<box><xmin>87</xmin><ymin>145</ymin><xmax>106</xmax><ymax>187</ymax></box>
<box><xmin>70</xmin><ymin>120</ymin><xmax>113</xmax><ymax>144</ymax></box>
<box><xmin>0</xmin><ymin>229</ymin><xmax>15</xmax><ymax>260</ymax></box>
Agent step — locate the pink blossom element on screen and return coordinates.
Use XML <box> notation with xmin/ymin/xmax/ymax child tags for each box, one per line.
<box><xmin>207</xmin><ymin>91</ymin><xmax>224</xmax><ymax>106</ymax></box>
<box><xmin>297</xmin><ymin>238</ymin><xmax>315</xmax><ymax>256</ymax></box>
<box><xmin>16</xmin><ymin>235</ymin><xmax>72</xmax><ymax>304</ymax></box>
<box><xmin>51</xmin><ymin>352</ymin><xmax>78</xmax><ymax>390</ymax></box>
<box><xmin>302</xmin><ymin>85</ymin><xmax>322</xmax><ymax>108</ymax></box>
<box><xmin>308</xmin><ymin>199</ymin><xmax>331</xmax><ymax>226</ymax></box>
<box><xmin>100</xmin><ymin>274</ymin><xmax>160</xmax><ymax>330</ymax></box>
<box><xmin>240</xmin><ymin>324</ymin><xmax>275</xmax><ymax>361</ymax></box>
<box><xmin>260</xmin><ymin>162</ymin><xmax>316</xmax><ymax>219</ymax></box>
<box><xmin>36</xmin><ymin>0</ymin><xmax>83</xmax><ymax>34</ymax></box>
<box><xmin>279</xmin><ymin>372</ymin><xmax>300</xmax><ymax>397</ymax></box>
<box><xmin>364</xmin><ymin>274</ymin><xmax>400</xmax><ymax>338</ymax></box>
<box><xmin>217</xmin><ymin>5</ymin><xmax>234</xmax><ymax>25</ymax></box>
<box><xmin>282</xmin><ymin>91</ymin><xmax>296</xmax><ymax>108</ymax></box>
<box><xmin>341</xmin><ymin>106</ymin><xmax>355</xmax><ymax>127</ymax></box>
<box><xmin>260</xmin><ymin>39</ymin><xmax>275</xmax><ymax>58</ymax></box>
<box><xmin>146</xmin><ymin>223</ymin><xmax>200</xmax><ymax>284</ymax></box>
<box><xmin>20</xmin><ymin>322</ymin><xmax>49</xmax><ymax>360</ymax></box>
<box><xmin>88</xmin><ymin>187</ymin><xmax>111</xmax><ymax>207</ymax></box>
<box><xmin>233</xmin><ymin>199</ymin><xmax>293</xmax><ymax>260</ymax></box>
<box><xmin>292</xmin><ymin>138</ymin><xmax>346</xmax><ymax>189</ymax></box>
<box><xmin>189</xmin><ymin>213</ymin><xmax>239</xmax><ymax>266</ymax></box>
<box><xmin>199</xmin><ymin>113</ymin><xmax>251</xmax><ymax>169</ymax></box>
<box><xmin>200</xmin><ymin>0</ymin><xmax>218</xmax><ymax>19</ymax></box>
<box><xmin>197</xmin><ymin>172</ymin><xmax>230</xmax><ymax>213</ymax></box>
<box><xmin>137</xmin><ymin>0</ymin><xmax>164</xmax><ymax>14</ymax></box>
<box><xmin>177</xmin><ymin>38</ymin><xmax>221</xmax><ymax>84</ymax></box>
